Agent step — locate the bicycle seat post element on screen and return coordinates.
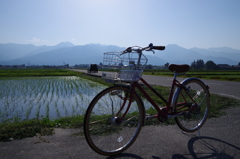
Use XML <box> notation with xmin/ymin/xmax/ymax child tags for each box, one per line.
<box><xmin>173</xmin><ymin>72</ymin><xmax>179</xmax><ymax>80</ymax></box>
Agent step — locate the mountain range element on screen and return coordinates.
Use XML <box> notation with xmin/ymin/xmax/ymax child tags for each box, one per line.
<box><xmin>0</xmin><ymin>42</ymin><xmax>240</xmax><ymax>66</ymax></box>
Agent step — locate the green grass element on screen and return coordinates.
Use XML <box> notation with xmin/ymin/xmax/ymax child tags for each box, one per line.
<box><xmin>0</xmin><ymin>117</ymin><xmax>54</xmax><ymax>142</ymax></box>
<box><xmin>0</xmin><ymin>115</ymin><xmax>85</xmax><ymax>142</ymax></box>
<box><xmin>0</xmin><ymin>69</ymin><xmax>79</xmax><ymax>77</ymax></box>
<box><xmin>0</xmin><ymin>69</ymin><xmax>240</xmax><ymax>142</ymax></box>
<box><xmin>143</xmin><ymin>69</ymin><xmax>240</xmax><ymax>82</ymax></box>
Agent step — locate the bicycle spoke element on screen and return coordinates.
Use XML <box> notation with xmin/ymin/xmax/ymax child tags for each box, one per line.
<box><xmin>84</xmin><ymin>86</ymin><xmax>144</xmax><ymax>156</ymax></box>
<box><xmin>174</xmin><ymin>79</ymin><xmax>210</xmax><ymax>132</ymax></box>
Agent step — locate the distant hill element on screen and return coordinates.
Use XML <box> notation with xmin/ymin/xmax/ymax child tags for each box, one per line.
<box><xmin>155</xmin><ymin>44</ymin><xmax>240</xmax><ymax>65</ymax></box>
<box><xmin>0</xmin><ymin>43</ymin><xmax>37</xmax><ymax>61</ymax></box>
<box><xmin>190</xmin><ymin>47</ymin><xmax>240</xmax><ymax>64</ymax></box>
<box><xmin>0</xmin><ymin>42</ymin><xmax>75</xmax><ymax>61</ymax></box>
<box><xmin>0</xmin><ymin>43</ymin><xmax>126</xmax><ymax>66</ymax></box>
<box><xmin>23</xmin><ymin>42</ymin><xmax>75</xmax><ymax>57</ymax></box>
<box><xmin>0</xmin><ymin>42</ymin><xmax>240</xmax><ymax>66</ymax></box>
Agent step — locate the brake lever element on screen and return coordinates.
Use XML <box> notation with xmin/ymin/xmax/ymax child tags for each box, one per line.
<box><xmin>145</xmin><ymin>48</ymin><xmax>155</xmax><ymax>54</ymax></box>
<box><xmin>121</xmin><ymin>47</ymin><xmax>132</xmax><ymax>55</ymax></box>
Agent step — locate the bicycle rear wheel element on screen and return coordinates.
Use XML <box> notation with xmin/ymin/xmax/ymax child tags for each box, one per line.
<box><xmin>173</xmin><ymin>78</ymin><xmax>210</xmax><ymax>132</ymax></box>
<box><xmin>84</xmin><ymin>85</ymin><xmax>145</xmax><ymax>156</ymax></box>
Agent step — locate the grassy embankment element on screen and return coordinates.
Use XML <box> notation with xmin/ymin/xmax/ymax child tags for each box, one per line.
<box><xmin>0</xmin><ymin>68</ymin><xmax>240</xmax><ymax>141</ymax></box>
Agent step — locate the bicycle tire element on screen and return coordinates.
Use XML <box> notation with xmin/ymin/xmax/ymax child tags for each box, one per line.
<box><xmin>84</xmin><ymin>85</ymin><xmax>145</xmax><ymax>156</ymax></box>
<box><xmin>172</xmin><ymin>78</ymin><xmax>210</xmax><ymax>132</ymax></box>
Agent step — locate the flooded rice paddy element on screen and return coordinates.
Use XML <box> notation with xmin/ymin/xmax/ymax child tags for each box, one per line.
<box><xmin>0</xmin><ymin>76</ymin><xmax>107</xmax><ymax>122</ymax></box>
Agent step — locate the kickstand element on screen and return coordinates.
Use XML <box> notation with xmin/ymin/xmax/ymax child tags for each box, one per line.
<box><xmin>197</xmin><ymin>128</ymin><xmax>201</xmax><ymax>138</ymax></box>
<box><xmin>181</xmin><ymin>128</ymin><xmax>201</xmax><ymax>138</ymax></box>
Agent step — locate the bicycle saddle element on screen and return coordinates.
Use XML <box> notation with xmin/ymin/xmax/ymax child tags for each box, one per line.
<box><xmin>168</xmin><ymin>64</ymin><xmax>190</xmax><ymax>73</ymax></box>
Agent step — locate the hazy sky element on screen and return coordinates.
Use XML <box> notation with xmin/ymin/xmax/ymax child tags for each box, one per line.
<box><xmin>0</xmin><ymin>0</ymin><xmax>240</xmax><ymax>49</ymax></box>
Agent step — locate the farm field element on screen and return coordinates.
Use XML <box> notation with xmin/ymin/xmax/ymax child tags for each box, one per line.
<box><xmin>0</xmin><ymin>69</ymin><xmax>78</xmax><ymax>77</ymax></box>
<box><xmin>0</xmin><ymin>76</ymin><xmax>107</xmax><ymax>123</ymax></box>
<box><xmin>0</xmin><ymin>68</ymin><xmax>240</xmax><ymax>141</ymax></box>
<box><xmin>143</xmin><ymin>69</ymin><xmax>240</xmax><ymax>82</ymax></box>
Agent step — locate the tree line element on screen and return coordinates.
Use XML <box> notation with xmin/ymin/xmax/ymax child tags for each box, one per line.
<box><xmin>161</xmin><ymin>60</ymin><xmax>221</xmax><ymax>70</ymax></box>
<box><xmin>190</xmin><ymin>59</ymin><xmax>240</xmax><ymax>70</ymax></box>
<box><xmin>160</xmin><ymin>60</ymin><xmax>240</xmax><ymax>70</ymax></box>
<box><xmin>191</xmin><ymin>59</ymin><xmax>219</xmax><ymax>69</ymax></box>
<box><xmin>99</xmin><ymin>60</ymin><xmax>240</xmax><ymax>70</ymax></box>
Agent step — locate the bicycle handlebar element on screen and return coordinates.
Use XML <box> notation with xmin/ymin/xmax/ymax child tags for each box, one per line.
<box><xmin>123</xmin><ymin>43</ymin><xmax>165</xmax><ymax>54</ymax></box>
<box><xmin>151</xmin><ymin>46</ymin><xmax>165</xmax><ymax>50</ymax></box>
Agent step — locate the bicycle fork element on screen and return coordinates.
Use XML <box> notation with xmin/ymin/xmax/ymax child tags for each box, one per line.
<box><xmin>111</xmin><ymin>86</ymin><xmax>135</xmax><ymax>125</ymax></box>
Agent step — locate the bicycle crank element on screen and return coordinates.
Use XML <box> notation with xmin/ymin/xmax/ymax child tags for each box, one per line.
<box><xmin>112</xmin><ymin>117</ymin><xmax>121</xmax><ymax>126</ymax></box>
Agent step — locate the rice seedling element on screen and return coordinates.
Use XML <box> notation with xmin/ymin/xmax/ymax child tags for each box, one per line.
<box><xmin>35</xmin><ymin>103</ymin><xmax>41</xmax><ymax>119</ymax></box>
<box><xmin>25</xmin><ymin>106</ymin><xmax>32</xmax><ymax>120</ymax></box>
<box><xmin>0</xmin><ymin>76</ymin><xmax>107</xmax><ymax>123</ymax></box>
<box><xmin>45</xmin><ymin>101</ymin><xmax>50</xmax><ymax>119</ymax></box>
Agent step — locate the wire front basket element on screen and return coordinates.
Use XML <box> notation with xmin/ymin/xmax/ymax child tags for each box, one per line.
<box><xmin>102</xmin><ymin>52</ymin><xmax>148</xmax><ymax>82</ymax></box>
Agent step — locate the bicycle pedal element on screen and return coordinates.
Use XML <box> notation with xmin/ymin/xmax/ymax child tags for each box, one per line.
<box><xmin>145</xmin><ymin>114</ymin><xmax>154</xmax><ymax>120</ymax></box>
<box><xmin>160</xmin><ymin>107</ymin><xmax>168</xmax><ymax>114</ymax></box>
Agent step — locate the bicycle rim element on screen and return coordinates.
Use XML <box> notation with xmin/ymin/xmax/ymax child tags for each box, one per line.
<box><xmin>174</xmin><ymin>79</ymin><xmax>210</xmax><ymax>132</ymax></box>
<box><xmin>84</xmin><ymin>86</ymin><xmax>144</xmax><ymax>156</ymax></box>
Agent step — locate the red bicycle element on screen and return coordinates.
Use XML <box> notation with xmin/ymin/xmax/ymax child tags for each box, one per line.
<box><xmin>84</xmin><ymin>43</ymin><xmax>210</xmax><ymax>156</ymax></box>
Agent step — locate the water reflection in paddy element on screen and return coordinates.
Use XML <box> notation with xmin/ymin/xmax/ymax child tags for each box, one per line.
<box><xmin>0</xmin><ymin>76</ymin><xmax>107</xmax><ymax>122</ymax></box>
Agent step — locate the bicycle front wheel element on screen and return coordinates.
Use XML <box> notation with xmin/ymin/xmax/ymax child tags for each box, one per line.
<box><xmin>84</xmin><ymin>85</ymin><xmax>145</xmax><ymax>156</ymax></box>
<box><xmin>173</xmin><ymin>78</ymin><xmax>210</xmax><ymax>132</ymax></box>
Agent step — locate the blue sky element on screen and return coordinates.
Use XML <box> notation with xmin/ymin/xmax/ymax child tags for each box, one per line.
<box><xmin>0</xmin><ymin>0</ymin><xmax>240</xmax><ymax>49</ymax></box>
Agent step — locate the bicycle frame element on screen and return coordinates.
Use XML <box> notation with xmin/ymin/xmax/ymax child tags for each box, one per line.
<box><xmin>113</xmin><ymin>48</ymin><xmax>199</xmax><ymax>123</ymax></box>
<box><xmin>117</xmin><ymin>73</ymin><xmax>197</xmax><ymax>123</ymax></box>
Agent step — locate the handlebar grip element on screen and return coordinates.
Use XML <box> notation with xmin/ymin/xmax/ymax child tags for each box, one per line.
<box><xmin>152</xmin><ymin>46</ymin><xmax>165</xmax><ymax>50</ymax></box>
